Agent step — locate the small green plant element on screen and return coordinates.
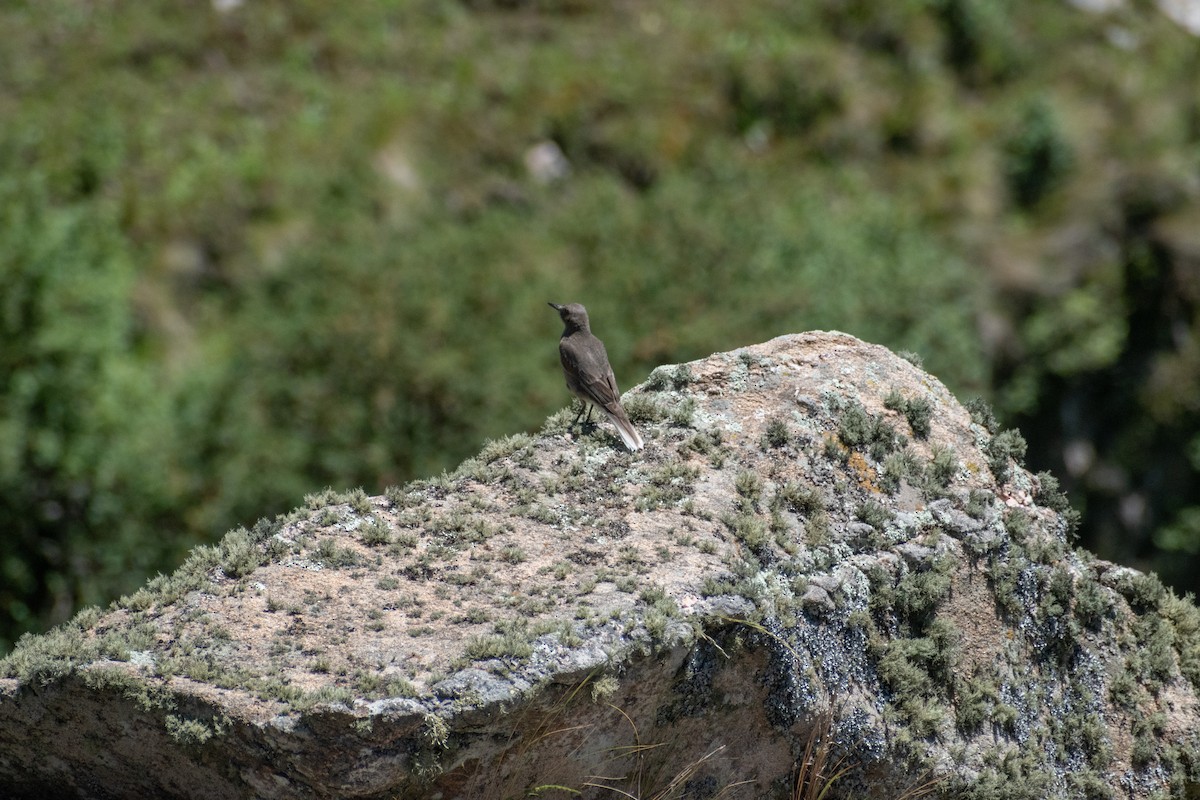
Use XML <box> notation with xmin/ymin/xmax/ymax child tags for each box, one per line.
<box><xmin>986</xmin><ymin>429</ymin><xmax>1027</xmax><ymax>484</ymax></box>
<box><xmin>623</xmin><ymin>394</ymin><xmax>665</xmax><ymax>424</ymax></box>
<box><xmin>894</xmin><ymin>557</ymin><xmax>956</xmax><ymax>631</ymax></box>
<box><xmin>1073</xmin><ymin>576</ymin><xmax>1108</xmax><ymax>630</ymax></box>
<box><xmin>422</xmin><ymin>712</ymin><xmax>450</xmax><ymax>750</ymax></box>
<box><xmin>217</xmin><ymin>527</ymin><xmax>264</xmax><ymax>579</ymax></box>
<box><xmin>885</xmin><ymin>389</ymin><xmax>933</xmax><ymax>439</ymax></box>
<box><xmin>881</xmin><ymin>449</ymin><xmax>923</xmax><ymax>494</ymax></box>
<box><xmin>164</xmin><ymin>715</ymin><xmax>215</xmax><ymax>746</ymax></box>
<box><xmin>840</xmin><ymin>401</ymin><xmax>904</xmax><ymax>460</ymax></box>
<box><xmin>1120</xmin><ymin>572</ymin><xmax>1166</xmax><ymax>612</ymax></box>
<box><xmin>904</xmin><ymin>397</ymin><xmax>933</xmax><ymax>439</ymax></box>
<box><xmin>1033</xmin><ymin>471</ymin><xmax>1081</xmax><ymax>538</ymax></box>
<box><xmin>670</xmin><ymin>364</ymin><xmax>693</xmax><ymax>389</ymax></box>
<box><xmin>839</xmin><ymin>402</ymin><xmax>872</xmax><ymax>448</ymax></box>
<box><xmin>765</xmin><ymin>417</ymin><xmax>791</xmax><ymax>448</ymax></box>
<box><xmin>805</xmin><ymin>512</ymin><xmax>832</xmax><ymax>547</ymax></box>
<box><xmin>638</xmin><ymin>462</ymin><xmax>700</xmax><ymax>511</ymax></box>
<box><xmin>464</xmin><ymin>620</ymin><xmax>535</xmax><ymax>661</ymax></box>
<box><xmin>925</xmin><ymin>444</ymin><xmax>959</xmax><ymax>490</ymax></box>
<box><xmin>315</xmin><ymin>538</ymin><xmax>361</xmax><ymax>568</ymax></box>
<box><xmin>500</xmin><ymin>546</ymin><xmax>527</xmax><ymax>565</ymax></box>
<box><xmin>670</xmin><ymin>397</ymin><xmax>697</xmax><ymax>427</ymax></box>
<box><xmin>347</xmin><ymin>488</ymin><xmax>373</xmax><ymax>514</ymax></box>
<box><xmin>722</xmin><ymin>512</ymin><xmax>770</xmax><ymax>555</ymax></box>
<box><xmin>965</xmin><ymin>489</ymin><xmax>993</xmax><ymax>520</ymax></box>
<box><xmin>359</xmin><ymin>517</ymin><xmax>392</xmax><ymax>546</ymax></box>
<box><xmin>773</xmin><ymin>483</ymin><xmax>823</xmax><ymax>515</ymax></box>
<box><xmin>856</xmin><ymin>500</ymin><xmax>893</xmax><ymax>531</ymax></box>
<box><xmin>965</xmin><ymin>397</ymin><xmax>999</xmax><ymax>434</ymax></box>
<box><xmin>734</xmin><ymin>470</ymin><xmax>763</xmax><ymax>510</ymax></box>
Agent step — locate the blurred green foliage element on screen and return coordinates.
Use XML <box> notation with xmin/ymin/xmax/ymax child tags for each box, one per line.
<box><xmin>2</xmin><ymin>0</ymin><xmax>1200</xmax><ymax>650</ymax></box>
<box><xmin>0</xmin><ymin>164</ymin><xmax>181</xmax><ymax>636</ymax></box>
<box><xmin>1003</xmin><ymin>96</ymin><xmax>1075</xmax><ymax>209</ymax></box>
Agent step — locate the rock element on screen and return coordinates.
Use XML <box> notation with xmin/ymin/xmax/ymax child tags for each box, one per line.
<box><xmin>1</xmin><ymin>331</ymin><xmax>1198</xmax><ymax>799</ymax></box>
<box><xmin>800</xmin><ymin>584</ymin><xmax>835</xmax><ymax>614</ymax></box>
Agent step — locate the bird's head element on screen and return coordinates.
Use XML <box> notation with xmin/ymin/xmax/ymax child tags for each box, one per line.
<box><xmin>548</xmin><ymin>302</ymin><xmax>590</xmax><ymax>333</ymax></box>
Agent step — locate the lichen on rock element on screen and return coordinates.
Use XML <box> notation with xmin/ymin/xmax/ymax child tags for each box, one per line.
<box><xmin>1</xmin><ymin>332</ymin><xmax>1198</xmax><ymax>799</ymax></box>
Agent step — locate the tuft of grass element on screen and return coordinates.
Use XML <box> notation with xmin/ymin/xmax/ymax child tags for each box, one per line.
<box><xmin>590</xmin><ymin>674</ymin><xmax>620</xmax><ymax>703</ymax></box>
<box><xmin>925</xmin><ymin>444</ymin><xmax>959</xmax><ymax>491</ymax></box>
<box><xmin>895</xmin><ymin>557</ymin><xmax>956</xmax><ymax>631</ymax></box>
<box><xmin>623</xmin><ymin>394</ymin><xmax>665</xmax><ymax>424</ymax></box>
<box><xmin>1033</xmin><ymin>471</ymin><xmax>1081</xmax><ymax>539</ymax></box>
<box><xmin>965</xmin><ymin>489</ymin><xmax>993</xmax><ymax>520</ymax></box>
<box><xmin>304</xmin><ymin>487</ymin><xmax>342</xmax><ymax>510</ymax></box>
<box><xmin>670</xmin><ymin>397</ymin><xmax>697</xmax><ymax>428</ymax></box>
<box><xmin>164</xmin><ymin>715</ymin><xmax>214</xmax><ymax>746</ymax></box>
<box><xmin>840</xmin><ymin>401</ymin><xmax>904</xmax><ymax>460</ymax></box>
<box><xmin>722</xmin><ymin>512</ymin><xmax>770</xmax><ymax>556</ymax></box>
<box><xmin>218</xmin><ymin>527</ymin><xmax>264</xmax><ymax>579</ymax></box>
<box><xmin>638</xmin><ymin>462</ymin><xmax>700</xmax><ymax>511</ymax></box>
<box><xmin>885</xmin><ymin>389</ymin><xmax>933</xmax><ymax>439</ymax></box>
<box><xmin>499</xmin><ymin>546</ymin><xmax>527</xmax><ymax>565</ymax></box>
<box><xmin>856</xmin><ymin>500</ymin><xmax>894</xmax><ymax>531</ymax></box>
<box><xmin>1119</xmin><ymin>572</ymin><xmax>1167</xmax><ymax>612</ymax></box>
<box><xmin>478</xmin><ymin>433</ymin><xmax>536</xmax><ymax>464</ymax></box>
<box><xmin>986</xmin><ymin>429</ymin><xmax>1027</xmax><ymax>484</ymax></box>
<box><xmin>1073</xmin><ymin>576</ymin><xmax>1109</xmax><ymax>630</ymax></box>
<box><xmin>359</xmin><ymin>517</ymin><xmax>392</xmax><ymax>547</ymax></box>
<box><xmin>882</xmin><ymin>448</ymin><xmax>923</xmax><ymax>494</ymax></box>
<box><xmin>463</xmin><ymin>620</ymin><xmax>537</xmax><ymax>662</ymax></box>
<box><xmin>734</xmin><ymin>470</ymin><xmax>763</xmax><ymax>510</ymax></box>
<box><xmin>838</xmin><ymin>403</ymin><xmax>872</xmax><ymax>448</ymax></box>
<box><xmin>315</xmin><ymin>538</ymin><xmax>361</xmax><ymax>569</ymax></box>
<box><xmin>347</xmin><ymin>488</ymin><xmax>372</xmax><ymax>514</ymax></box>
<box><xmin>765</xmin><ymin>417</ymin><xmax>791</xmax><ymax>448</ymax></box>
<box><xmin>965</xmin><ymin>398</ymin><xmax>999</xmax><ymax>434</ymax></box>
<box><xmin>773</xmin><ymin>483</ymin><xmax>824</xmax><ymax>515</ymax></box>
<box><xmin>791</xmin><ymin>707</ymin><xmax>853</xmax><ymax>800</ymax></box>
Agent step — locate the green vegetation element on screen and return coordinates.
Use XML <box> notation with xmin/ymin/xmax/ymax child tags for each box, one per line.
<box><xmin>3</xmin><ymin>1</ymin><xmax>1200</xmax><ymax>651</ymax></box>
<box><xmin>884</xmin><ymin>389</ymin><xmax>934</xmax><ymax>439</ymax></box>
<box><xmin>764</xmin><ymin>417</ymin><xmax>791</xmax><ymax>448</ymax></box>
<box><xmin>986</xmin><ymin>429</ymin><xmax>1028</xmax><ymax>485</ymax></box>
<box><xmin>637</xmin><ymin>462</ymin><xmax>700</xmax><ymax>511</ymax></box>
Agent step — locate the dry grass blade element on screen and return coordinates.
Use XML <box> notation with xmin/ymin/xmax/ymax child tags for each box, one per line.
<box><xmin>585</xmin><ymin>745</ymin><xmax>730</xmax><ymax>800</ymax></box>
<box><xmin>895</xmin><ymin>771</ymin><xmax>944</xmax><ymax>800</ymax></box>
<box><xmin>792</xmin><ymin>707</ymin><xmax>853</xmax><ymax>800</ymax></box>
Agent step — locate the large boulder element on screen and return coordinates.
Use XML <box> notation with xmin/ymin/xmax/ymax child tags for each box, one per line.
<box><xmin>2</xmin><ymin>332</ymin><xmax>1198</xmax><ymax>799</ymax></box>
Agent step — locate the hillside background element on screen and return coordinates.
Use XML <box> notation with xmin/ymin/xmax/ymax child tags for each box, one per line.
<box><xmin>2</xmin><ymin>0</ymin><xmax>1200</xmax><ymax>652</ymax></box>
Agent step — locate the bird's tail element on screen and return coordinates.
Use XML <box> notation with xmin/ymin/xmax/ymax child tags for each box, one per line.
<box><xmin>605</xmin><ymin>408</ymin><xmax>644</xmax><ymax>452</ymax></box>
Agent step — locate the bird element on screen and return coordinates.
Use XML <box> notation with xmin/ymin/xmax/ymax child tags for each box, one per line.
<box><xmin>548</xmin><ymin>302</ymin><xmax>644</xmax><ymax>452</ymax></box>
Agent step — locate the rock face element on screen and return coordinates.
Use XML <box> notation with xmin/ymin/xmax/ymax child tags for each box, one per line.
<box><xmin>2</xmin><ymin>331</ymin><xmax>1199</xmax><ymax>800</ymax></box>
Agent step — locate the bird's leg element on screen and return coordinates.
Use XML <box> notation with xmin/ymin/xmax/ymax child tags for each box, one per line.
<box><xmin>569</xmin><ymin>400</ymin><xmax>588</xmax><ymax>430</ymax></box>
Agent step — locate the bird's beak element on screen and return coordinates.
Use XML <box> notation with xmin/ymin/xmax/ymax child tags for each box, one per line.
<box><xmin>548</xmin><ymin>302</ymin><xmax>563</xmax><ymax>311</ymax></box>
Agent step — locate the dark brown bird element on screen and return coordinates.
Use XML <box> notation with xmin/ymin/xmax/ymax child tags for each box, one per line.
<box><xmin>549</xmin><ymin>302</ymin><xmax>644</xmax><ymax>452</ymax></box>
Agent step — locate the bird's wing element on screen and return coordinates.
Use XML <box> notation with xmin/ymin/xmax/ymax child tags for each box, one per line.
<box><xmin>560</xmin><ymin>333</ymin><xmax>644</xmax><ymax>451</ymax></box>
<box><xmin>566</xmin><ymin>337</ymin><xmax>623</xmax><ymax>412</ymax></box>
